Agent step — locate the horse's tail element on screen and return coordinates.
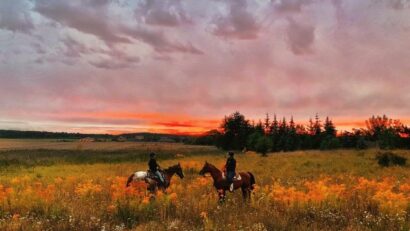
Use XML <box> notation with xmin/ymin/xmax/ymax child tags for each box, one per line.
<box><xmin>248</xmin><ymin>172</ymin><xmax>256</xmax><ymax>190</ymax></box>
<box><xmin>126</xmin><ymin>173</ymin><xmax>134</xmax><ymax>187</ymax></box>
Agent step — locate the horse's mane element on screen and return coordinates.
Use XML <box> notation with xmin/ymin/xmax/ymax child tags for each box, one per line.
<box><xmin>164</xmin><ymin>164</ymin><xmax>180</xmax><ymax>173</ymax></box>
<box><xmin>205</xmin><ymin>162</ymin><xmax>221</xmax><ymax>173</ymax></box>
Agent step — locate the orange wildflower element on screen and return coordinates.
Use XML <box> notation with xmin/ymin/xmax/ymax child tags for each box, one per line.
<box><xmin>75</xmin><ymin>180</ymin><xmax>102</xmax><ymax>197</ymax></box>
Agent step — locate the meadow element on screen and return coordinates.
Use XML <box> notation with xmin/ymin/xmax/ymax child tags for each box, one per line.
<box><xmin>1</xmin><ymin>140</ymin><xmax>410</xmax><ymax>230</ymax></box>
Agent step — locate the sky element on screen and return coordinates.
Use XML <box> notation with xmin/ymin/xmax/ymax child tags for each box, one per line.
<box><xmin>0</xmin><ymin>0</ymin><xmax>410</xmax><ymax>135</ymax></box>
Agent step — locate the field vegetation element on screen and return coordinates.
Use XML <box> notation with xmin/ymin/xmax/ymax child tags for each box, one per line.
<box><xmin>1</xmin><ymin>140</ymin><xmax>410</xmax><ymax>230</ymax></box>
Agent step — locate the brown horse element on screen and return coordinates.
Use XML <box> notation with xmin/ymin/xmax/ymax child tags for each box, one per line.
<box><xmin>199</xmin><ymin>162</ymin><xmax>255</xmax><ymax>203</ymax></box>
<box><xmin>126</xmin><ymin>163</ymin><xmax>184</xmax><ymax>194</ymax></box>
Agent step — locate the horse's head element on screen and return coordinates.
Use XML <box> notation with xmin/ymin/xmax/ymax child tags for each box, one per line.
<box><xmin>175</xmin><ymin>162</ymin><xmax>184</xmax><ymax>179</ymax></box>
<box><xmin>199</xmin><ymin>161</ymin><xmax>210</xmax><ymax>176</ymax></box>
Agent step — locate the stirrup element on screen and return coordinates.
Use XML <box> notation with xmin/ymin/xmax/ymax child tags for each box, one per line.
<box><xmin>229</xmin><ymin>183</ymin><xmax>234</xmax><ymax>192</ymax></box>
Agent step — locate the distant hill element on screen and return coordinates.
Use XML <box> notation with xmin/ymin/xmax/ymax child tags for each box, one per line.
<box><xmin>0</xmin><ymin>130</ymin><xmax>194</xmax><ymax>143</ymax></box>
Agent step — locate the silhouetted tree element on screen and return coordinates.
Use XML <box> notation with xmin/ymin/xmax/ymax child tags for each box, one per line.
<box><xmin>264</xmin><ymin>113</ymin><xmax>270</xmax><ymax>135</ymax></box>
<box><xmin>324</xmin><ymin>117</ymin><xmax>337</xmax><ymax>137</ymax></box>
<box><xmin>278</xmin><ymin>117</ymin><xmax>289</xmax><ymax>151</ymax></box>
<box><xmin>215</xmin><ymin>112</ymin><xmax>409</xmax><ymax>152</ymax></box>
<box><xmin>270</xmin><ymin>114</ymin><xmax>280</xmax><ymax>152</ymax></box>
<box><xmin>219</xmin><ymin>112</ymin><xmax>252</xmax><ymax>150</ymax></box>
<box><xmin>284</xmin><ymin>116</ymin><xmax>298</xmax><ymax>151</ymax></box>
<box><xmin>365</xmin><ymin>115</ymin><xmax>403</xmax><ymax>149</ymax></box>
<box><xmin>255</xmin><ymin>120</ymin><xmax>264</xmax><ymax>135</ymax></box>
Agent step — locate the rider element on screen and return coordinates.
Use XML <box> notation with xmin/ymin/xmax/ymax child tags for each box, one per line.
<box><xmin>225</xmin><ymin>151</ymin><xmax>236</xmax><ymax>192</ymax></box>
<box><xmin>148</xmin><ymin>152</ymin><xmax>165</xmax><ymax>186</ymax></box>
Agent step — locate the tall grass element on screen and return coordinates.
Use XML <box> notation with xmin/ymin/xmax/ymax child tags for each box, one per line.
<box><xmin>0</xmin><ymin>142</ymin><xmax>410</xmax><ymax>230</ymax></box>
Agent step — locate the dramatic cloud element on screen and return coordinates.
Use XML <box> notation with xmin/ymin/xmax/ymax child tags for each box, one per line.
<box><xmin>211</xmin><ymin>0</ymin><xmax>260</xmax><ymax>40</ymax></box>
<box><xmin>89</xmin><ymin>51</ymin><xmax>140</xmax><ymax>70</ymax></box>
<box><xmin>34</xmin><ymin>0</ymin><xmax>202</xmax><ymax>55</ymax></box>
<box><xmin>135</xmin><ymin>0</ymin><xmax>192</xmax><ymax>27</ymax></box>
<box><xmin>286</xmin><ymin>18</ymin><xmax>315</xmax><ymax>55</ymax></box>
<box><xmin>272</xmin><ymin>0</ymin><xmax>312</xmax><ymax>13</ymax></box>
<box><xmin>34</xmin><ymin>0</ymin><xmax>130</xmax><ymax>44</ymax></box>
<box><xmin>121</xmin><ymin>27</ymin><xmax>203</xmax><ymax>54</ymax></box>
<box><xmin>0</xmin><ymin>0</ymin><xmax>410</xmax><ymax>134</ymax></box>
<box><xmin>0</xmin><ymin>0</ymin><xmax>34</xmax><ymax>33</ymax></box>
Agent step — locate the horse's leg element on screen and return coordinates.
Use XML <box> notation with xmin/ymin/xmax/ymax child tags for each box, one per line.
<box><xmin>241</xmin><ymin>187</ymin><xmax>247</xmax><ymax>201</ymax></box>
<box><xmin>126</xmin><ymin>173</ymin><xmax>134</xmax><ymax>187</ymax></box>
<box><xmin>218</xmin><ymin>189</ymin><xmax>225</xmax><ymax>204</ymax></box>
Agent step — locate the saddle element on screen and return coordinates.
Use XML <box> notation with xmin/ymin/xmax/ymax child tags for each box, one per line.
<box><xmin>146</xmin><ymin>170</ymin><xmax>166</xmax><ymax>184</ymax></box>
<box><xmin>222</xmin><ymin>172</ymin><xmax>242</xmax><ymax>181</ymax></box>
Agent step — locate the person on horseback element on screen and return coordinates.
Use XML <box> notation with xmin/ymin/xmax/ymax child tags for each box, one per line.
<box><xmin>225</xmin><ymin>151</ymin><xmax>236</xmax><ymax>192</ymax></box>
<box><xmin>148</xmin><ymin>152</ymin><xmax>165</xmax><ymax>186</ymax></box>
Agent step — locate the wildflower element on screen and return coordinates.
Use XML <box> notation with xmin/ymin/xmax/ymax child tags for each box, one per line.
<box><xmin>168</xmin><ymin>192</ymin><xmax>178</xmax><ymax>202</ymax></box>
<box><xmin>200</xmin><ymin>211</ymin><xmax>208</xmax><ymax>219</ymax></box>
<box><xmin>10</xmin><ymin>177</ymin><xmax>21</xmax><ymax>185</ymax></box>
<box><xmin>12</xmin><ymin>214</ymin><xmax>20</xmax><ymax>221</ymax></box>
<box><xmin>107</xmin><ymin>204</ymin><xmax>116</xmax><ymax>213</ymax></box>
<box><xmin>75</xmin><ymin>180</ymin><xmax>103</xmax><ymax>197</ymax></box>
<box><xmin>142</xmin><ymin>196</ymin><xmax>150</xmax><ymax>204</ymax></box>
<box><xmin>54</xmin><ymin>177</ymin><xmax>64</xmax><ymax>184</ymax></box>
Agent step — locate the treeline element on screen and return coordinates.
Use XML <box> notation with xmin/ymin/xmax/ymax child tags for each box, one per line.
<box><xmin>0</xmin><ymin>130</ymin><xmax>113</xmax><ymax>139</ymax></box>
<box><xmin>192</xmin><ymin>112</ymin><xmax>410</xmax><ymax>154</ymax></box>
<box><xmin>0</xmin><ymin>130</ymin><xmax>191</xmax><ymax>143</ymax></box>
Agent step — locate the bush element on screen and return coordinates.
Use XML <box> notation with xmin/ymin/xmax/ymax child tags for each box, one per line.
<box><xmin>356</xmin><ymin>137</ymin><xmax>368</xmax><ymax>150</ymax></box>
<box><xmin>246</xmin><ymin>132</ymin><xmax>263</xmax><ymax>151</ymax></box>
<box><xmin>376</xmin><ymin>152</ymin><xmax>407</xmax><ymax>167</ymax></box>
<box><xmin>379</xmin><ymin>130</ymin><xmax>399</xmax><ymax>150</ymax></box>
<box><xmin>320</xmin><ymin>136</ymin><xmax>341</xmax><ymax>150</ymax></box>
<box><xmin>255</xmin><ymin>136</ymin><xmax>272</xmax><ymax>156</ymax></box>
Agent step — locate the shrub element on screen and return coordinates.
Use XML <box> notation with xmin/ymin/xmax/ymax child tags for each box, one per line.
<box><xmin>246</xmin><ymin>132</ymin><xmax>263</xmax><ymax>151</ymax></box>
<box><xmin>320</xmin><ymin>136</ymin><xmax>341</xmax><ymax>150</ymax></box>
<box><xmin>379</xmin><ymin>130</ymin><xmax>399</xmax><ymax>150</ymax></box>
<box><xmin>356</xmin><ymin>137</ymin><xmax>368</xmax><ymax>150</ymax></box>
<box><xmin>376</xmin><ymin>152</ymin><xmax>407</xmax><ymax>167</ymax></box>
<box><xmin>255</xmin><ymin>136</ymin><xmax>272</xmax><ymax>156</ymax></box>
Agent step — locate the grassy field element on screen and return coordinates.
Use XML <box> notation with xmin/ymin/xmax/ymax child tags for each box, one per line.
<box><xmin>1</xmin><ymin>139</ymin><xmax>410</xmax><ymax>230</ymax></box>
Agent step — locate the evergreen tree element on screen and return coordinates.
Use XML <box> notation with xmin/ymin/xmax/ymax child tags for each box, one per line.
<box><xmin>324</xmin><ymin>117</ymin><xmax>337</xmax><ymax>137</ymax></box>
<box><xmin>270</xmin><ymin>114</ymin><xmax>280</xmax><ymax>152</ymax></box>
<box><xmin>311</xmin><ymin>113</ymin><xmax>322</xmax><ymax>149</ymax></box>
<box><xmin>314</xmin><ymin>113</ymin><xmax>322</xmax><ymax>136</ymax></box>
<box><xmin>264</xmin><ymin>113</ymin><xmax>270</xmax><ymax>135</ymax></box>
<box><xmin>255</xmin><ymin>120</ymin><xmax>264</xmax><ymax>135</ymax></box>
<box><xmin>308</xmin><ymin>118</ymin><xmax>315</xmax><ymax>135</ymax></box>
<box><xmin>255</xmin><ymin>136</ymin><xmax>272</xmax><ymax>156</ymax></box>
<box><xmin>246</xmin><ymin>132</ymin><xmax>263</xmax><ymax>151</ymax></box>
<box><xmin>285</xmin><ymin>116</ymin><xmax>298</xmax><ymax>151</ymax></box>
<box><xmin>278</xmin><ymin>117</ymin><xmax>288</xmax><ymax>151</ymax></box>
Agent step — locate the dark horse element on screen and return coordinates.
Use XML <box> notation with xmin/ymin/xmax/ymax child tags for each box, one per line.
<box><xmin>126</xmin><ymin>163</ymin><xmax>184</xmax><ymax>193</ymax></box>
<box><xmin>199</xmin><ymin>162</ymin><xmax>255</xmax><ymax>203</ymax></box>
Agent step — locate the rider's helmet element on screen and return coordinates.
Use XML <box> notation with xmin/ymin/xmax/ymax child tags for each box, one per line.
<box><xmin>150</xmin><ymin>152</ymin><xmax>156</xmax><ymax>158</ymax></box>
<box><xmin>228</xmin><ymin>151</ymin><xmax>234</xmax><ymax>156</ymax></box>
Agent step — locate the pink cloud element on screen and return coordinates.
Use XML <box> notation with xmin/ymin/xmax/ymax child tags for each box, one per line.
<box><xmin>1</xmin><ymin>0</ymin><xmax>410</xmax><ymax>134</ymax></box>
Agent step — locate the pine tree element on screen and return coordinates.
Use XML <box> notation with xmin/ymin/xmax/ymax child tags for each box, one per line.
<box><xmin>314</xmin><ymin>113</ymin><xmax>322</xmax><ymax>136</ymax></box>
<box><xmin>285</xmin><ymin>116</ymin><xmax>298</xmax><ymax>151</ymax></box>
<box><xmin>308</xmin><ymin>118</ymin><xmax>315</xmax><ymax>135</ymax></box>
<box><xmin>324</xmin><ymin>117</ymin><xmax>337</xmax><ymax>137</ymax></box>
<box><xmin>270</xmin><ymin>114</ymin><xmax>280</xmax><ymax>152</ymax></box>
<box><xmin>264</xmin><ymin>113</ymin><xmax>270</xmax><ymax>135</ymax></box>
<box><xmin>278</xmin><ymin>117</ymin><xmax>288</xmax><ymax>151</ymax></box>
<box><xmin>255</xmin><ymin>120</ymin><xmax>264</xmax><ymax>135</ymax></box>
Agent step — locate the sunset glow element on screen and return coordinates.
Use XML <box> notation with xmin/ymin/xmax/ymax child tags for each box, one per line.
<box><xmin>1</xmin><ymin>0</ymin><xmax>410</xmax><ymax>134</ymax></box>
